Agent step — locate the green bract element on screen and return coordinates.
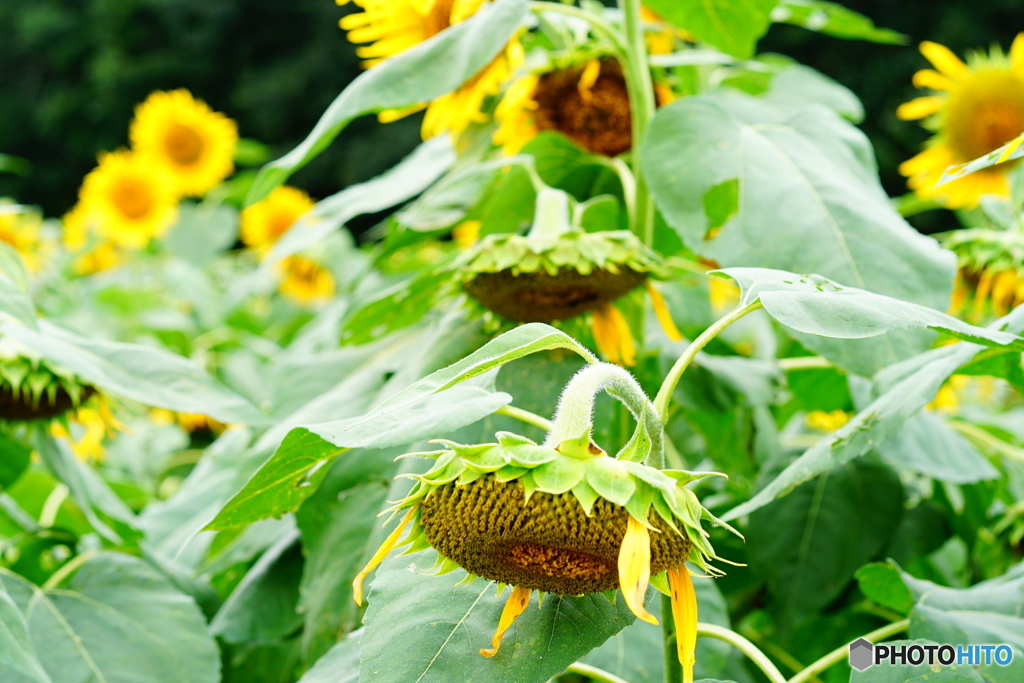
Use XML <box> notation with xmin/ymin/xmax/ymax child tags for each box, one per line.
<box><xmin>0</xmin><ymin>337</ymin><xmax>94</xmax><ymax>421</ymax></box>
<box><xmin>390</xmin><ymin>429</ymin><xmax>736</xmax><ymax>595</ymax></box>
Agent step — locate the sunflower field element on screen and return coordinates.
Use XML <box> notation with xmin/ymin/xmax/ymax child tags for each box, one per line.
<box><xmin>6</xmin><ymin>0</ymin><xmax>1024</xmax><ymax>682</ymax></box>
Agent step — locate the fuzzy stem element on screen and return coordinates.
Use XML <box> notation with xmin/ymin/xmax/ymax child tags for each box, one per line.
<box><xmin>618</xmin><ymin>0</ymin><xmax>657</xmax><ymax>245</ymax></box>
<box><xmin>527</xmin><ymin>187</ymin><xmax>573</xmax><ymax>240</ymax></box>
<box><xmin>566</xmin><ymin>662</ymin><xmax>632</xmax><ymax>683</ymax></box>
<box><xmin>787</xmin><ymin>619</ymin><xmax>910</xmax><ymax>683</ymax></box>
<box><xmin>697</xmin><ymin>623</ymin><xmax>787</xmax><ymax>683</ymax></box>
<box><xmin>653</xmin><ymin>301</ymin><xmax>763</xmax><ymax>422</ymax></box>
<box><xmin>545</xmin><ymin>362</ymin><xmax>658</xmax><ymax>454</ymax></box>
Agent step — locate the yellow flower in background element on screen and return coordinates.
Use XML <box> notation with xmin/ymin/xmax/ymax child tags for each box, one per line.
<box><xmin>278</xmin><ymin>255</ymin><xmax>336</xmax><ymax>306</ymax></box>
<box><xmin>0</xmin><ymin>200</ymin><xmax>42</xmax><ymax>270</ymax></box>
<box><xmin>78</xmin><ymin>150</ymin><xmax>178</xmax><ymax>249</ymax></box>
<box><xmin>130</xmin><ymin>89</ymin><xmax>238</xmax><ymax>197</ymax></box>
<box><xmin>240</xmin><ymin>185</ymin><xmax>316</xmax><ymax>255</ymax></box>
<box><xmin>51</xmin><ymin>400</ymin><xmax>125</xmax><ymax>462</ymax></box>
<box><xmin>898</xmin><ymin>35</ymin><xmax>1024</xmax><ymax>208</ymax></box>
<box><xmin>452</xmin><ymin>219</ymin><xmax>481</xmax><ymax>249</ymax></box>
<box><xmin>61</xmin><ymin>203</ymin><xmax>92</xmax><ymax>251</ymax></box>
<box><xmin>805</xmin><ymin>410</ymin><xmax>850</xmax><ymax>433</ymax></box>
<box><xmin>493</xmin><ymin>73</ymin><xmax>540</xmax><ymax>154</ymax></box>
<box><xmin>72</xmin><ymin>242</ymin><xmax>122</xmax><ymax>276</ymax></box>
<box><xmin>338</xmin><ymin>0</ymin><xmax>521</xmax><ymax>139</ymax></box>
<box><xmin>591</xmin><ymin>302</ymin><xmax>637</xmax><ymax>366</ymax></box>
<box><xmin>338</xmin><ymin>0</ymin><xmax>486</xmax><ymax>67</ymax></box>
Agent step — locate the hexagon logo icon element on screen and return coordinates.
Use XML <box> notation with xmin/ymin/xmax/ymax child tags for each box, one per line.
<box><xmin>849</xmin><ymin>638</ymin><xmax>874</xmax><ymax>671</ymax></box>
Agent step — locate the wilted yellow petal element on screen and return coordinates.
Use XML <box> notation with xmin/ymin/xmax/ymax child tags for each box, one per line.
<box><xmin>479</xmin><ymin>586</ymin><xmax>532</xmax><ymax>657</ymax></box>
<box><xmin>973</xmin><ymin>272</ymin><xmax>994</xmax><ymax>322</ymax></box>
<box><xmin>618</xmin><ymin>516</ymin><xmax>658</xmax><ymax>624</ymax></box>
<box><xmin>591</xmin><ymin>304</ymin><xmax>620</xmax><ymax>365</ymax></box>
<box><xmin>646</xmin><ymin>281</ymin><xmax>682</xmax><ymax>342</ymax></box>
<box><xmin>578</xmin><ymin>59</ymin><xmax>601</xmax><ymax>103</ymax></box>
<box><xmin>949</xmin><ymin>273</ymin><xmax>967</xmax><ymax>316</ymax></box>
<box><xmin>992</xmin><ymin>270</ymin><xmax>1018</xmax><ymax>316</ymax></box>
<box><xmin>912</xmin><ymin>69</ymin><xmax>955</xmax><ymax>91</ymax></box>
<box><xmin>352</xmin><ymin>507</ymin><xmax>417</xmax><ymax>605</ymax></box>
<box><xmin>920</xmin><ymin>41</ymin><xmax>969</xmax><ymax>81</ymax></box>
<box><xmin>609</xmin><ymin>304</ymin><xmax>637</xmax><ymax>367</ymax></box>
<box><xmin>667</xmin><ymin>566</ymin><xmax>698</xmax><ymax>683</ymax></box>
<box><xmin>896</xmin><ymin>96</ymin><xmax>943</xmax><ymax>120</ymax></box>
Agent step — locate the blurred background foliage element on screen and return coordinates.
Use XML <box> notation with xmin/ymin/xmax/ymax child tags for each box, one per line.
<box><xmin>1</xmin><ymin>0</ymin><xmax>1021</xmax><ymax>235</ymax></box>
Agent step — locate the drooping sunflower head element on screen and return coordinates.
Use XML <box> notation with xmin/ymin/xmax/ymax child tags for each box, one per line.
<box><xmin>338</xmin><ymin>0</ymin><xmax>487</xmax><ymax>67</ymax></box>
<box><xmin>240</xmin><ymin>185</ymin><xmax>316</xmax><ymax>256</ymax></box>
<box><xmin>898</xmin><ymin>35</ymin><xmax>1024</xmax><ymax>208</ymax></box>
<box><xmin>0</xmin><ymin>338</ymin><xmax>96</xmax><ymax>422</ymax></box>
<box><xmin>130</xmin><ymin>89</ymin><xmax>238</xmax><ymax>198</ymax></box>
<box><xmin>278</xmin><ymin>255</ymin><xmax>336</xmax><ymax>306</ymax></box>
<box><xmin>0</xmin><ymin>201</ymin><xmax>42</xmax><ymax>271</ymax></box>
<box><xmin>944</xmin><ymin>227</ymin><xmax>1024</xmax><ymax>320</ymax></box>
<box><xmin>494</xmin><ymin>58</ymin><xmax>633</xmax><ymax>157</ymax></box>
<box><xmin>458</xmin><ymin>190</ymin><xmax>661</xmax><ymax>323</ymax></box>
<box><xmin>78</xmin><ymin>150</ymin><xmax>179</xmax><ymax>250</ymax></box>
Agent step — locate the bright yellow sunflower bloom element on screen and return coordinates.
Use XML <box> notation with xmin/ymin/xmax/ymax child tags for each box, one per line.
<box><xmin>78</xmin><ymin>150</ymin><xmax>178</xmax><ymax>249</ymax></box>
<box><xmin>130</xmin><ymin>89</ymin><xmax>238</xmax><ymax>198</ymax></box>
<box><xmin>898</xmin><ymin>35</ymin><xmax>1024</xmax><ymax>208</ymax></box>
<box><xmin>338</xmin><ymin>0</ymin><xmax>522</xmax><ymax>139</ymax></box>
<box><xmin>240</xmin><ymin>185</ymin><xmax>316</xmax><ymax>255</ymax></box>
<box><xmin>278</xmin><ymin>255</ymin><xmax>336</xmax><ymax>306</ymax></box>
<box><xmin>0</xmin><ymin>200</ymin><xmax>42</xmax><ymax>270</ymax></box>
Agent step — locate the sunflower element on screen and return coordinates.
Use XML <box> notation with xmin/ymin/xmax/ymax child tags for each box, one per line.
<box><xmin>130</xmin><ymin>89</ymin><xmax>238</xmax><ymax>198</ymax></box>
<box><xmin>278</xmin><ymin>255</ymin><xmax>336</xmax><ymax>306</ymax></box>
<box><xmin>944</xmin><ymin>228</ymin><xmax>1024</xmax><ymax>320</ymax></box>
<box><xmin>351</xmin><ymin>363</ymin><xmax>737</xmax><ymax>680</ymax></box>
<box><xmin>338</xmin><ymin>0</ymin><xmax>521</xmax><ymax>139</ymax></box>
<box><xmin>78</xmin><ymin>150</ymin><xmax>178</xmax><ymax>249</ymax></box>
<box><xmin>50</xmin><ymin>399</ymin><xmax>124</xmax><ymax>463</ymax></box>
<box><xmin>494</xmin><ymin>58</ymin><xmax>634</xmax><ymax>157</ymax></box>
<box><xmin>240</xmin><ymin>185</ymin><xmax>316</xmax><ymax>255</ymax></box>
<box><xmin>0</xmin><ymin>338</ymin><xmax>95</xmax><ymax>422</ymax></box>
<box><xmin>898</xmin><ymin>35</ymin><xmax>1024</xmax><ymax>208</ymax></box>
<box><xmin>0</xmin><ymin>201</ymin><xmax>42</xmax><ymax>270</ymax></box>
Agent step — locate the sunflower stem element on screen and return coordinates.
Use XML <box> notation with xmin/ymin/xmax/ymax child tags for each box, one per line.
<box><xmin>697</xmin><ymin>623</ymin><xmax>787</xmax><ymax>683</ymax></box>
<box><xmin>662</xmin><ymin>594</ymin><xmax>684</xmax><ymax>683</ymax></box>
<box><xmin>654</xmin><ymin>301</ymin><xmax>763</xmax><ymax>422</ymax></box>
<box><xmin>787</xmin><ymin>619</ymin><xmax>909</xmax><ymax>683</ymax></box>
<box><xmin>496</xmin><ymin>404</ymin><xmax>554</xmax><ymax>432</ymax></box>
<box><xmin>618</xmin><ymin>0</ymin><xmax>657</xmax><ymax>246</ymax></box>
<box><xmin>566</xmin><ymin>662</ymin><xmax>632</xmax><ymax>683</ymax></box>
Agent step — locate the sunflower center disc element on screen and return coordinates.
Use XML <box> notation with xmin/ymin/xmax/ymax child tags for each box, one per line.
<box><xmin>533</xmin><ymin>60</ymin><xmax>632</xmax><ymax>157</ymax></box>
<box><xmin>111</xmin><ymin>179</ymin><xmax>155</xmax><ymax>220</ymax></box>
<box><xmin>945</xmin><ymin>70</ymin><xmax>1024</xmax><ymax>163</ymax></box>
<box><xmin>164</xmin><ymin>123</ymin><xmax>205</xmax><ymax>165</ymax></box>
<box><xmin>419</xmin><ymin>476</ymin><xmax>692</xmax><ymax>594</ymax></box>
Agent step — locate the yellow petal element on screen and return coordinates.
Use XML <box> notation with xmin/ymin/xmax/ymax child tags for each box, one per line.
<box><xmin>352</xmin><ymin>507</ymin><xmax>417</xmax><ymax>605</ymax></box>
<box><xmin>992</xmin><ymin>271</ymin><xmax>1017</xmax><ymax>316</ymax></box>
<box><xmin>896</xmin><ymin>96</ymin><xmax>943</xmax><ymax>121</ymax></box>
<box><xmin>1012</xmin><ymin>33</ymin><xmax>1024</xmax><ymax>77</ymax></box>
<box><xmin>973</xmin><ymin>272</ymin><xmax>994</xmax><ymax>322</ymax></box>
<box><xmin>920</xmin><ymin>41</ymin><xmax>969</xmax><ymax>81</ymax></box>
<box><xmin>911</xmin><ymin>69</ymin><xmax>955</xmax><ymax>91</ymax></box>
<box><xmin>578</xmin><ymin>59</ymin><xmax>601</xmax><ymax>103</ymax></box>
<box><xmin>591</xmin><ymin>304</ymin><xmax>620</xmax><ymax>365</ymax></box>
<box><xmin>618</xmin><ymin>516</ymin><xmax>658</xmax><ymax>625</ymax></box>
<box><xmin>667</xmin><ymin>566</ymin><xmax>698</xmax><ymax>683</ymax></box>
<box><xmin>949</xmin><ymin>272</ymin><xmax>967</xmax><ymax>316</ymax></box>
<box><xmin>608</xmin><ymin>303</ymin><xmax>637</xmax><ymax>367</ymax></box>
<box><xmin>646</xmin><ymin>281</ymin><xmax>682</xmax><ymax>342</ymax></box>
<box><xmin>480</xmin><ymin>586</ymin><xmax>532</xmax><ymax>657</ymax></box>
<box><xmin>378</xmin><ymin>103</ymin><xmax>428</xmax><ymax>124</ymax></box>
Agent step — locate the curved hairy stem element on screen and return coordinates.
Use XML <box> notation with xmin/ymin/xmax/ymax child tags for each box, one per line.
<box><xmin>654</xmin><ymin>301</ymin><xmax>763</xmax><ymax>422</ymax></box>
<box><xmin>618</xmin><ymin>0</ymin><xmax>657</xmax><ymax>245</ymax></box>
<box><xmin>787</xmin><ymin>619</ymin><xmax>910</xmax><ymax>683</ymax></box>
<box><xmin>697</xmin><ymin>623</ymin><xmax>787</xmax><ymax>683</ymax></box>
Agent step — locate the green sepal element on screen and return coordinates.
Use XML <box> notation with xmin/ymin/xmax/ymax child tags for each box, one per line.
<box><xmin>555</xmin><ymin>424</ymin><xmax>602</xmax><ymax>459</ymax></box>
<box><xmin>460</xmin><ymin>446</ymin><xmax>509</xmax><ymax>473</ymax></box>
<box><xmin>650</xmin><ymin>571</ymin><xmax>671</xmax><ymax>597</ymax></box>
<box><xmin>496</xmin><ymin>431</ymin><xmax>537</xmax><ymax>447</ymax></box>
<box><xmin>585</xmin><ymin>456</ymin><xmax>636</xmax><ymax>507</ymax></box>
<box><xmin>396</xmin><ymin>449</ymin><xmax>451</xmax><ymax>461</ymax></box>
<box><xmin>456</xmin><ymin>468</ymin><xmax>485</xmax><ymax>486</ymax></box>
<box><xmin>520</xmin><ymin>471</ymin><xmax>538</xmax><ymax>502</ymax></box>
<box><xmin>602</xmin><ymin>589</ymin><xmax>618</xmax><ymax>604</ymax></box>
<box><xmin>615</xmin><ymin>416</ymin><xmax>652</xmax><ymax>463</ymax></box>
<box><xmin>505</xmin><ymin>443</ymin><xmax>559</xmax><ymax>467</ymax></box>
<box><xmin>625</xmin><ymin>481</ymin><xmax>657</xmax><ymax>530</ymax></box>
<box><xmin>661</xmin><ymin>469</ymin><xmax>727</xmax><ymax>485</ymax></box>
<box><xmin>571</xmin><ymin>479</ymin><xmax>600</xmax><ymax>516</ymax></box>
<box><xmin>533</xmin><ymin>456</ymin><xmax>586</xmax><ymax>493</ymax></box>
<box><xmin>494</xmin><ymin>465</ymin><xmax>529</xmax><ymax>482</ymax></box>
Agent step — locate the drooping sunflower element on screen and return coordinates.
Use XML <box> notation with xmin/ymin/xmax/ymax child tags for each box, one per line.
<box><xmin>77</xmin><ymin>150</ymin><xmax>178</xmax><ymax>249</ymax></box>
<box><xmin>240</xmin><ymin>185</ymin><xmax>316</xmax><ymax>255</ymax></box>
<box><xmin>898</xmin><ymin>35</ymin><xmax>1024</xmax><ymax>208</ymax></box>
<box><xmin>0</xmin><ymin>338</ymin><xmax>96</xmax><ymax>423</ymax></box>
<box><xmin>278</xmin><ymin>255</ymin><xmax>336</xmax><ymax>306</ymax></box>
<box><xmin>130</xmin><ymin>89</ymin><xmax>238</xmax><ymax>198</ymax></box>
<box><xmin>457</xmin><ymin>189</ymin><xmax>682</xmax><ymax>365</ymax></box>
<box><xmin>338</xmin><ymin>0</ymin><xmax>522</xmax><ymax>139</ymax></box>
<box><xmin>0</xmin><ymin>201</ymin><xmax>42</xmax><ymax>270</ymax></box>
<box><xmin>494</xmin><ymin>58</ymin><xmax>634</xmax><ymax>157</ymax></box>
<box><xmin>353</xmin><ymin>363</ymin><xmax>737</xmax><ymax>680</ymax></box>
<box><xmin>943</xmin><ymin>227</ymin><xmax>1024</xmax><ymax>321</ymax></box>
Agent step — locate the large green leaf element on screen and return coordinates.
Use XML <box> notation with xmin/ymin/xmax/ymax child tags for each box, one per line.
<box><xmin>296</xmin><ymin>451</ymin><xmax>398</xmax><ymax>663</ymax></box>
<box><xmin>205</xmin><ymin>385</ymin><xmax>511</xmax><ymax>530</ymax></box>
<box><xmin>359</xmin><ymin>550</ymin><xmax>636</xmax><ymax>683</ymax></box>
<box><xmin>163</xmin><ymin>203</ymin><xmax>238</xmax><ymax>266</ymax></box>
<box><xmin>210</xmin><ymin>529</ymin><xmax>304</xmax><ymax>645</ymax></box>
<box><xmin>246</xmin><ymin>0</ymin><xmax>527</xmax><ymax>203</ymax></box>
<box><xmin>1</xmin><ymin>320</ymin><xmax>267</xmax><ymax>425</ymax></box>
<box><xmin>719</xmin><ymin>268</ymin><xmax>1024</xmax><ymax>352</ymax></box>
<box><xmin>297</xmin><ymin>630</ymin><xmax>360</xmax><ymax>683</ymax></box>
<box><xmin>0</xmin><ymin>554</ymin><xmax>220</xmax><ymax>683</ymax></box>
<box><xmin>0</xmin><ymin>585</ymin><xmax>50</xmax><ymax>683</ymax></box>
<box><xmin>0</xmin><ymin>431</ymin><xmax>30</xmax><ymax>490</ymax></box>
<box><xmin>849</xmin><ymin>640</ymin><xmax>984</xmax><ymax>682</ymax></box>
<box><xmin>770</xmin><ymin>0</ymin><xmax>907</xmax><ymax>44</ymax></box>
<box><xmin>643</xmin><ymin>92</ymin><xmax>954</xmax><ymax>372</ymax></box>
<box><xmin>747</xmin><ymin>458</ymin><xmax>903</xmax><ymax>629</ymax></box>
<box><xmin>645</xmin><ymin>0</ymin><xmax>778</xmax><ymax>59</ymax></box>
<box><xmin>876</xmin><ymin>411</ymin><xmax>999</xmax><ymax>484</ymax></box>
<box><xmin>0</xmin><ymin>243</ymin><xmax>37</xmax><ymax>330</ymax></box>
